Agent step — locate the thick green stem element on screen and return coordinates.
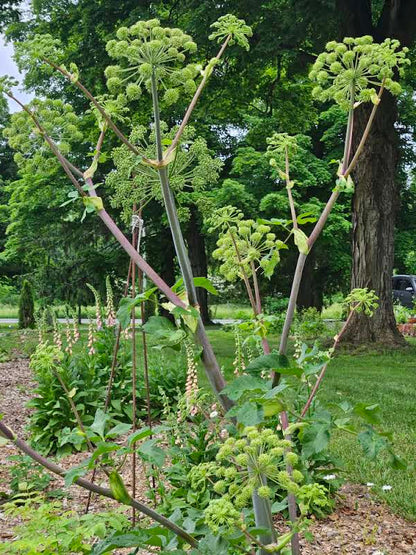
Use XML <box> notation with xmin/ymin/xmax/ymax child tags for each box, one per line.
<box><xmin>150</xmin><ymin>72</ymin><xmax>230</xmax><ymax>409</ymax></box>
<box><xmin>252</xmin><ymin>488</ymin><xmax>276</xmax><ymax>554</ymax></box>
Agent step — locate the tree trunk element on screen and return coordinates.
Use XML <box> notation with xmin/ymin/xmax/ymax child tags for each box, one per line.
<box><xmin>186</xmin><ymin>206</ymin><xmax>211</xmax><ymax>324</ymax></box>
<box><xmin>336</xmin><ymin>0</ymin><xmax>416</xmax><ymax>346</ymax></box>
<box><xmin>297</xmin><ymin>250</ymin><xmax>324</xmax><ymax>312</ymax></box>
<box><xmin>341</xmin><ymin>93</ymin><xmax>406</xmax><ymax>346</ymax></box>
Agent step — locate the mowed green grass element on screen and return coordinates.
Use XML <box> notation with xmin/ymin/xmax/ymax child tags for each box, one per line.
<box><xmin>318</xmin><ymin>342</ymin><xmax>416</xmax><ymax>520</ymax></box>
<box><xmin>1</xmin><ymin>325</ymin><xmax>415</xmax><ymax>520</ymax></box>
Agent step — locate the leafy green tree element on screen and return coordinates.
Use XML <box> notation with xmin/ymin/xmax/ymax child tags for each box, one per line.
<box><xmin>18</xmin><ymin>279</ymin><xmax>34</xmax><ymax>328</ymax></box>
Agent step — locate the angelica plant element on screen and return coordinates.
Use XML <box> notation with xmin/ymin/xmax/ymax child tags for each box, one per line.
<box><xmin>309</xmin><ymin>36</ymin><xmax>409</xmax><ymax>109</ymax></box>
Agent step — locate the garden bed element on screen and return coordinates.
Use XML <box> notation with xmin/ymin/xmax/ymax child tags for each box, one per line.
<box><xmin>0</xmin><ymin>356</ymin><xmax>415</xmax><ymax>554</ymax></box>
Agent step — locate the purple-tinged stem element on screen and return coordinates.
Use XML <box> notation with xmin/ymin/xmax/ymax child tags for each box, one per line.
<box><xmin>300</xmin><ymin>308</ymin><xmax>355</xmax><ymax>418</ymax></box>
<box><xmin>164</xmin><ymin>35</ymin><xmax>231</xmax><ymax>160</ymax></box>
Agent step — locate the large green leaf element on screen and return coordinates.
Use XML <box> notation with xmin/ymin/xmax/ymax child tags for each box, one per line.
<box><xmin>261</xmin><ymin>398</ymin><xmax>286</xmax><ymax>417</ymax></box>
<box><xmin>90</xmin><ymin>408</ymin><xmax>110</xmax><ymax>440</ymax></box>
<box><xmin>127</xmin><ymin>426</ymin><xmax>154</xmax><ymax>447</ymax></box>
<box><xmin>227</xmin><ymin>401</ymin><xmax>264</xmax><ymax>426</ymax></box>
<box><xmin>138</xmin><ymin>438</ymin><xmax>166</xmax><ymax>467</ymax></box>
<box><xmin>190</xmin><ymin>534</ymin><xmax>230</xmax><ymax>555</ymax></box>
<box><xmin>143</xmin><ymin>316</ymin><xmax>186</xmax><ymax>350</ymax></box>
<box><xmin>172</xmin><ymin>276</ymin><xmax>218</xmax><ymax>295</ymax></box>
<box><xmin>353</xmin><ymin>403</ymin><xmax>380</xmax><ymax>425</ymax></box>
<box><xmin>245</xmin><ymin>352</ymin><xmax>302</xmax><ymax>377</ymax></box>
<box><xmin>117</xmin><ymin>288</ymin><xmax>157</xmax><ymax>330</ymax></box>
<box><xmin>358</xmin><ymin>427</ymin><xmax>387</xmax><ymax>459</ymax></box>
<box><xmin>301</xmin><ymin>422</ymin><xmax>331</xmax><ymax>458</ymax></box>
<box><xmin>222</xmin><ymin>375</ymin><xmax>269</xmax><ymax>401</ymax></box>
<box><xmin>293</xmin><ymin>228</ymin><xmax>309</xmax><ymax>255</ymax></box>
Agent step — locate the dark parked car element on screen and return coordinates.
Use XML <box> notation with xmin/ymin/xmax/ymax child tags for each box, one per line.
<box><xmin>392</xmin><ymin>275</ymin><xmax>416</xmax><ymax>309</ymax></box>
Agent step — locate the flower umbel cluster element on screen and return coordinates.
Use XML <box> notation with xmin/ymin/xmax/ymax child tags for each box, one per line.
<box><xmin>208</xmin><ymin>14</ymin><xmax>253</xmax><ymax>50</ymax></box>
<box><xmin>108</xmin><ymin>124</ymin><xmax>222</xmax><ymax>223</ymax></box>
<box><xmin>210</xmin><ymin>206</ymin><xmax>287</xmax><ymax>281</ymax></box>
<box><xmin>344</xmin><ymin>287</ymin><xmax>379</xmax><ymax>316</ymax></box>
<box><xmin>266</xmin><ymin>132</ymin><xmax>300</xmax><ymax>183</ymax></box>
<box><xmin>105</xmin><ymin>19</ymin><xmax>199</xmax><ymax>104</ymax></box>
<box><xmin>189</xmin><ymin>427</ymin><xmax>301</xmax><ymax>531</ymax></box>
<box><xmin>309</xmin><ymin>36</ymin><xmax>410</xmax><ymax>110</ymax></box>
<box><xmin>3</xmin><ymin>99</ymin><xmax>82</xmax><ymax>170</ymax></box>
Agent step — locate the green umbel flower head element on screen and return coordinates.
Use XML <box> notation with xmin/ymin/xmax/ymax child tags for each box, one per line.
<box><xmin>309</xmin><ymin>36</ymin><xmax>410</xmax><ymax>110</ymax></box>
<box><xmin>266</xmin><ymin>133</ymin><xmax>299</xmax><ymax>181</ymax></box>
<box><xmin>188</xmin><ymin>426</ymin><xmax>305</xmax><ymax>533</ymax></box>
<box><xmin>210</xmin><ymin>207</ymin><xmax>287</xmax><ymax>281</ymax></box>
<box><xmin>208</xmin><ymin>14</ymin><xmax>253</xmax><ymax>50</ymax></box>
<box><xmin>105</xmin><ymin>19</ymin><xmax>199</xmax><ymax>104</ymax></box>
<box><xmin>107</xmin><ymin>124</ymin><xmax>222</xmax><ymax>223</ymax></box>
<box><xmin>344</xmin><ymin>287</ymin><xmax>379</xmax><ymax>316</ymax></box>
<box><xmin>3</xmin><ymin>99</ymin><xmax>83</xmax><ymax>169</ymax></box>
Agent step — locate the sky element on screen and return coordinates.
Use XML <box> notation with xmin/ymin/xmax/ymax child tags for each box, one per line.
<box><xmin>1</xmin><ymin>34</ymin><xmax>34</xmax><ymax>112</ymax></box>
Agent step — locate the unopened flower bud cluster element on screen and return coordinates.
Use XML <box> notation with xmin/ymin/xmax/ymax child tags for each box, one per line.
<box><xmin>189</xmin><ymin>426</ymin><xmax>305</xmax><ymax>533</ymax></box>
<box><xmin>105</xmin><ymin>19</ymin><xmax>199</xmax><ymax>105</ymax></box>
<box><xmin>309</xmin><ymin>36</ymin><xmax>409</xmax><ymax>110</ymax></box>
<box><xmin>211</xmin><ymin>207</ymin><xmax>286</xmax><ymax>282</ymax></box>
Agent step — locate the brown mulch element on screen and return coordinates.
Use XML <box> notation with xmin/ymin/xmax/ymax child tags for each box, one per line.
<box><xmin>0</xmin><ymin>356</ymin><xmax>415</xmax><ymax>554</ymax></box>
<box><xmin>299</xmin><ymin>484</ymin><xmax>416</xmax><ymax>554</ymax></box>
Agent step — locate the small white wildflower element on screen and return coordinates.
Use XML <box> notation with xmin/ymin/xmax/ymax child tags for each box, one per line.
<box><xmin>210</xmin><ymin>411</ymin><xmax>218</xmax><ymax>419</ymax></box>
<box><xmin>366</xmin><ymin>482</ymin><xmax>375</xmax><ymax>487</ymax></box>
<box><xmin>323</xmin><ymin>474</ymin><xmax>336</xmax><ymax>480</ymax></box>
<box><xmin>219</xmin><ymin>428</ymin><xmax>229</xmax><ymax>439</ymax></box>
<box><xmin>382</xmin><ymin>485</ymin><xmax>392</xmax><ymax>491</ymax></box>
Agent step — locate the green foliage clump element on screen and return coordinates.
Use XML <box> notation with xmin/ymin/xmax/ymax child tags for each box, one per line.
<box><xmin>28</xmin><ymin>315</ymin><xmax>187</xmax><ymax>454</ymax></box>
<box><xmin>295</xmin><ymin>307</ymin><xmax>327</xmax><ymax>340</ymax></box>
<box><xmin>0</xmin><ymin>497</ymin><xmax>128</xmax><ymax>554</ymax></box>
<box><xmin>6</xmin><ymin>455</ymin><xmax>54</xmax><ymax>501</ymax></box>
<box><xmin>18</xmin><ymin>279</ymin><xmax>35</xmax><ymax>329</ymax></box>
<box><xmin>309</xmin><ymin>36</ymin><xmax>410</xmax><ymax>110</ymax></box>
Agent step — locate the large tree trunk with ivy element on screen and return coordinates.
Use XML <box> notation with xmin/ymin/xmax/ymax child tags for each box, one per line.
<box><xmin>187</xmin><ymin>207</ymin><xmax>211</xmax><ymax>324</ymax></box>
<box><xmin>338</xmin><ymin>0</ymin><xmax>416</xmax><ymax>346</ymax></box>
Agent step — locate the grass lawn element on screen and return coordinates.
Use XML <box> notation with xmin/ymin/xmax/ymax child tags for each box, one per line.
<box><xmin>1</xmin><ymin>324</ymin><xmax>415</xmax><ymax>520</ymax></box>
